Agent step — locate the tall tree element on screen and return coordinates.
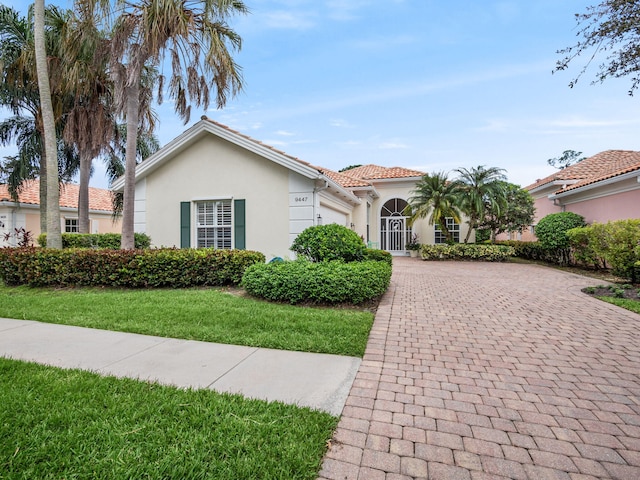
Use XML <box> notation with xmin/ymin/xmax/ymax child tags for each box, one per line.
<box><xmin>478</xmin><ymin>182</ymin><xmax>535</xmax><ymax>243</ymax></box>
<box><xmin>0</xmin><ymin>5</ymin><xmax>78</xmax><ymax>232</ymax></box>
<box><xmin>556</xmin><ymin>1</ymin><xmax>640</xmax><ymax>95</ymax></box>
<box><xmin>82</xmin><ymin>0</ymin><xmax>247</xmax><ymax>249</ymax></box>
<box><xmin>34</xmin><ymin>0</ymin><xmax>61</xmax><ymax>248</ymax></box>
<box><xmin>454</xmin><ymin>165</ymin><xmax>507</xmax><ymax>243</ymax></box>
<box><xmin>547</xmin><ymin>150</ymin><xmax>587</xmax><ymax>170</ymax></box>
<box><xmin>408</xmin><ymin>172</ymin><xmax>462</xmax><ymax>244</ymax></box>
<box><xmin>61</xmin><ymin>10</ymin><xmax>118</xmax><ymax>233</ymax></box>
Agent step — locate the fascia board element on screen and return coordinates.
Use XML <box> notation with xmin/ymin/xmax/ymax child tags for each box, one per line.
<box><xmin>370</xmin><ymin>176</ymin><xmax>422</xmax><ymax>185</ymax></box>
<box><xmin>113</xmin><ymin>120</ymin><xmax>322</xmax><ymax>191</ymax></box>
<box><xmin>549</xmin><ymin>170</ymin><xmax>640</xmax><ymax>199</ymax></box>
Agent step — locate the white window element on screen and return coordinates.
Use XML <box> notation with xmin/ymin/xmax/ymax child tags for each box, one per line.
<box><xmin>196</xmin><ymin>200</ymin><xmax>232</xmax><ymax>249</ymax></box>
<box><xmin>434</xmin><ymin>218</ymin><xmax>460</xmax><ymax>244</ymax></box>
<box><xmin>65</xmin><ymin>218</ymin><xmax>79</xmax><ymax>233</ymax></box>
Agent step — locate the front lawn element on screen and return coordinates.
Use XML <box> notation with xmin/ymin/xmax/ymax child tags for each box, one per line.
<box><xmin>0</xmin><ymin>358</ymin><xmax>337</xmax><ymax>480</ymax></box>
<box><xmin>0</xmin><ymin>284</ymin><xmax>373</xmax><ymax>357</ymax></box>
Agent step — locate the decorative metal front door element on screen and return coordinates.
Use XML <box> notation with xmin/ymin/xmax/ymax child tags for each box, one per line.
<box><xmin>380</xmin><ymin>198</ymin><xmax>411</xmax><ymax>253</ymax></box>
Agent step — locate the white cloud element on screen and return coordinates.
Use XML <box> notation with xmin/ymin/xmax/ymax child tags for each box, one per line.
<box><xmin>275</xmin><ymin>130</ymin><xmax>295</xmax><ymax>136</ymax></box>
<box><xmin>548</xmin><ymin>116</ymin><xmax>624</xmax><ymax>128</ymax></box>
<box><xmin>326</xmin><ymin>0</ymin><xmax>369</xmax><ymax>21</ymax></box>
<box><xmin>263</xmin><ymin>10</ymin><xmax>316</xmax><ymax>30</ymax></box>
<box><xmin>378</xmin><ymin>142</ymin><xmax>409</xmax><ymax>150</ymax></box>
<box><xmin>330</xmin><ymin>119</ymin><xmax>355</xmax><ymax>128</ymax></box>
<box><xmin>476</xmin><ymin>119</ymin><xmax>510</xmax><ymax>132</ymax></box>
<box><xmin>351</xmin><ymin>34</ymin><xmax>419</xmax><ymax>50</ymax></box>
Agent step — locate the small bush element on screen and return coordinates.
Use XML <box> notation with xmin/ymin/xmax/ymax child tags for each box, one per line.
<box><xmin>0</xmin><ymin>248</ymin><xmax>264</xmax><ymax>287</ymax></box>
<box><xmin>290</xmin><ymin>224</ymin><xmax>366</xmax><ymax>262</ymax></box>
<box><xmin>363</xmin><ymin>248</ymin><xmax>393</xmax><ymax>266</ymax></box>
<box><xmin>37</xmin><ymin>233</ymin><xmax>152</xmax><ymax>249</ymax></box>
<box><xmin>535</xmin><ymin>212</ymin><xmax>586</xmax><ymax>265</ymax></box>
<box><xmin>241</xmin><ymin>260</ymin><xmax>391</xmax><ymax>305</ymax></box>
<box><xmin>419</xmin><ymin>244</ymin><xmax>514</xmax><ymax>262</ymax></box>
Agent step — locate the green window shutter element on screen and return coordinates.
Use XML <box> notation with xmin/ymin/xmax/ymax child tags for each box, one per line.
<box><xmin>234</xmin><ymin>199</ymin><xmax>246</xmax><ymax>250</ymax></box>
<box><xmin>180</xmin><ymin>202</ymin><xmax>191</xmax><ymax>248</ymax></box>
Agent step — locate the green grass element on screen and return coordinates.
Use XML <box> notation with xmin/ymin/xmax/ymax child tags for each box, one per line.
<box><xmin>0</xmin><ymin>358</ymin><xmax>338</xmax><ymax>480</ymax></box>
<box><xmin>597</xmin><ymin>296</ymin><xmax>640</xmax><ymax>314</ymax></box>
<box><xmin>0</xmin><ymin>285</ymin><xmax>373</xmax><ymax>357</ymax></box>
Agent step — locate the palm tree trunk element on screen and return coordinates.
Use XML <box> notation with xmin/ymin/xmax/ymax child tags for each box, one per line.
<box><xmin>78</xmin><ymin>153</ymin><xmax>91</xmax><ymax>233</ymax></box>
<box><xmin>39</xmin><ymin>151</ymin><xmax>47</xmax><ymax>233</ymax></box>
<box><xmin>121</xmin><ymin>82</ymin><xmax>139</xmax><ymax>250</ymax></box>
<box><xmin>34</xmin><ymin>0</ymin><xmax>61</xmax><ymax>248</ymax></box>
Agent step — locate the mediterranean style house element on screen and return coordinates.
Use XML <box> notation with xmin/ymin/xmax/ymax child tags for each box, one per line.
<box><xmin>111</xmin><ymin>117</ymin><xmax>472</xmax><ymax>260</ymax></box>
<box><xmin>507</xmin><ymin>150</ymin><xmax>640</xmax><ymax>241</ymax></box>
<box><xmin>0</xmin><ymin>180</ymin><xmax>121</xmax><ymax>246</ymax></box>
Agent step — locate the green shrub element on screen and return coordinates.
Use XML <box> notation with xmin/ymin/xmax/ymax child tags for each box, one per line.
<box><xmin>363</xmin><ymin>248</ymin><xmax>393</xmax><ymax>266</ymax></box>
<box><xmin>535</xmin><ymin>212</ymin><xmax>586</xmax><ymax>265</ymax></box>
<box><xmin>0</xmin><ymin>248</ymin><xmax>264</xmax><ymax>287</ymax></box>
<box><xmin>419</xmin><ymin>244</ymin><xmax>514</xmax><ymax>261</ymax></box>
<box><xmin>37</xmin><ymin>233</ymin><xmax>152</xmax><ymax>249</ymax></box>
<box><xmin>290</xmin><ymin>224</ymin><xmax>366</xmax><ymax>262</ymax></box>
<box><xmin>241</xmin><ymin>260</ymin><xmax>391</xmax><ymax>305</ymax></box>
<box><xmin>566</xmin><ymin>224</ymin><xmax>607</xmax><ymax>269</ymax></box>
<box><xmin>566</xmin><ymin>220</ymin><xmax>640</xmax><ymax>281</ymax></box>
<box><xmin>494</xmin><ymin>240</ymin><xmax>553</xmax><ymax>262</ymax></box>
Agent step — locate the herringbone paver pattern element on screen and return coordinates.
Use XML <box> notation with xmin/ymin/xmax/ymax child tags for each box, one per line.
<box><xmin>318</xmin><ymin>258</ymin><xmax>640</xmax><ymax>480</ymax></box>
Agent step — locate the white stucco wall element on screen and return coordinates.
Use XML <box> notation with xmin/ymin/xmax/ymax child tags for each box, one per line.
<box><xmin>141</xmin><ymin>134</ymin><xmax>293</xmax><ymax>259</ymax></box>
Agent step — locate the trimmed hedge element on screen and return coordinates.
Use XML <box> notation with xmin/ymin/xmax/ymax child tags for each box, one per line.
<box><xmin>535</xmin><ymin>212</ymin><xmax>586</xmax><ymax>265</ymax></box>
<box><xmin>420</xmin><ymin>244</ymin><xmax>514</xmax><ymax>262</ymax></box>
<box><xmin>241</xmin><ymin>260</ymin><xmax>392</xmax><ymax>305</ymax></box>
<box><xmin>290</xmin><ymin>224</ymin><xmax>366</xmax><ymax>262</ymax></box>
<box><xmin>38</xmin><ymin>233</ymin><xmax>152</xmax><ymax>249</ymax></box>
<box><xmin>494</xmin><ymin>240</ymin><xmax>556</xmax><ymax>262</ymax></box>
<box><xmin>0</xmin><ymin>248</ymin><xmax>265</xmax><ymax>287</ymax></box>
<box><xmin>363</xmin><ymin>248</ymin><xmax>393</xmax><ymax>266</ymax></box>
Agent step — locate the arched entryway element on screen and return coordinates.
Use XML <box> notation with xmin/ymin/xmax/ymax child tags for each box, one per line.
<box><xmin>380</xmin><ymin>198</ymin><xmax>412</xmax><ymax>254</ymax></box>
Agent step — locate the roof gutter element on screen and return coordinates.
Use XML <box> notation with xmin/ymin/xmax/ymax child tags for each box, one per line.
<box><xmin>549</xmin><ymin>170</ymin><xmax>640</xmax><ymax>200</ymax></box>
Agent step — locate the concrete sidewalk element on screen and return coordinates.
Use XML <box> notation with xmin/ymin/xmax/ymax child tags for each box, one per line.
<box><xmin>0</xmin><ymin>318</ymin><xmax>360</xmax><ymax>416</ymax></box>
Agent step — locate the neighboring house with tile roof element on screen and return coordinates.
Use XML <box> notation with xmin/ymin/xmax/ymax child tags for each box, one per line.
<box><xmin>112</xmin><ymin>117</ymin><xmax>472</xmax><ymax>259</ymax></box>
<box><xmin>504</xmin><ymin>150</ymin><xmax>640</xmax><ymax>241</ymax></box>
<box><xmin>0</xmin><ymin>180</ymin><xmax>121</xmax><ymax>246</ymax></box>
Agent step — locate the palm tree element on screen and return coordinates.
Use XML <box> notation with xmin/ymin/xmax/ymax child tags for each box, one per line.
<box><xmin>454</xmin><ymin>165</ymin><xmax>507</xmax><ymax>243</ymax></box>
<box><xmin>0</xmin><ymin>5</ymin><xmax>78</xmax><ymax>234</ymax></box>
<box><xmin>34</xmin><ymin>0</ymin><xmax>61</xmax><ymax>248</ymax></box>
<box><xmin>82</xmin><ymin>0</ymin><xmax>247</xmax><ymax>249</ymax></box>
<box><xmin>60</xmin><ymin>10</ymin><xmax>118</xmax><ymax>233</ymax></box>
<box><xmin>408</xmin><ymin>172</ymin><xmax>462</xmax><ymax>244</ymax></box>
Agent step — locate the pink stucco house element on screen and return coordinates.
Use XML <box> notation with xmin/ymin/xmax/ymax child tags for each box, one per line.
<box><xmin>507</xmin><ymin>150</ymin><xmax>640</xmax><ymax>241</ymax></box>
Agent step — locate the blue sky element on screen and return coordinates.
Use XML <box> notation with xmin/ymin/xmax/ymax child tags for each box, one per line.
<box><xmin>2</xmin><ymin>0</ymin><xmax>639</xmax><ymax>189</ymax></box>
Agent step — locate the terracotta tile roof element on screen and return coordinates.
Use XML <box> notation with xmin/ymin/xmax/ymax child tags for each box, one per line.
<box><xmin>0</xmin><ymin>179</ymin><xmax>115</xmax><ymax>212</ymax></box>
<box><xmin>526</xmin><ymin>150</ymin><xmax>640</xmax><ymax>193</ymax></box>
<box><xmin>342</xmin><ymin>164</ymin><xmax>425</xmax><ymax>180</ymax></box>
<box><xmin>316</xmin><ymin>167</ymin><xmax>372</xmax><ymax>188</ymax></box>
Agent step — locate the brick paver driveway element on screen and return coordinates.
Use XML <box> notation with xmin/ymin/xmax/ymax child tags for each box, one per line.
<box><xmin>319</xmin><ymin>258</ymin><xmax>640</xmax><ymax>480</ymax></box>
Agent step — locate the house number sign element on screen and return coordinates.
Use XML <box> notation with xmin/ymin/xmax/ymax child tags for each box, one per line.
<box><xmin>289</xmin><ymin>193</ymin><xmax>313</xmax><ymax>207</ymax></box>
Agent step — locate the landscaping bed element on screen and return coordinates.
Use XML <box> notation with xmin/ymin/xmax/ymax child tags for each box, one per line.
<box><xmin>582</xmin><ymin>284</ymin><xmax>640</xmax><ymax>301</ymax></box>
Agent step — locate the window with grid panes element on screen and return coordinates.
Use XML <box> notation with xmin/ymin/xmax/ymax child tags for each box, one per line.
<box><xmin>65</xmin><ymin>218</ymin><xmax>79</xmax><ymax>233</ymax></box>
<box><xmin>196</xmin><ymin>200</ymin><xmax>232</xmax><ymax>248</ymax></box>
<box><xmin>434</xmin><ymin>218</ymin><xmax>460</xmax><ymax>244</ymax></box>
